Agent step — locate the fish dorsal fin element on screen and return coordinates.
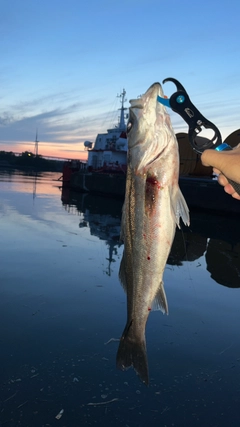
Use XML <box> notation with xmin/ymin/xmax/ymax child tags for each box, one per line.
<box><xmin>172</xmin><ymin>187</ymin><xmax>190</xmax><ymax>228</ymax></box>
<box><xmin>151</xmin><ymin>282</ymin><xmax>169</xmax><ymax>314</ymax></box>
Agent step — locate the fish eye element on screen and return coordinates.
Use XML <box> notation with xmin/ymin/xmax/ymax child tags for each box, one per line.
<box><xmin>127</xmin><ymin>121</ymin><xmax>133</xmax><ymax>133</ymax></box>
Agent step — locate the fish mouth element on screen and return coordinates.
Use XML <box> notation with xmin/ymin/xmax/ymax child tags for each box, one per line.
<box><xmin>144</xmin><ymin>82</ymin><xmax>166</xmax><ymax>114</ymax></box>
<box><xmin>129</xmin><ymin>83</ymin><xmax>163</xmax><ymax>106</ymax></box>
<box><xmin>148</xmin><ymin>82</ymin><xmax>161</xmax><ymax>90</ymax></box>
<box><xmin>146</xmin><ymin>82</ymin><xmax>163</xmax><ymax>98</ymax></box>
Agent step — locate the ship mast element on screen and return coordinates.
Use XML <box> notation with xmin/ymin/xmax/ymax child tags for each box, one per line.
<box><xmin>117</xmin><ymin>89</ymin><xmax>127</xmax><ymax>130</ymax></box>
<box><xmin>34</xmin><ymin>129</ymin><xmax>39</xmax><ymax>156</ymax></box>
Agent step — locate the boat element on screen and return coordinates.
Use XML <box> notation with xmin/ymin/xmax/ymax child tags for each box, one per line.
<box><xmin>62</xmin><ymin>90</ymin><xmax>240</xmax><ymax>214</ymax></box>
<box><xmin>63</xmin><ymin>88</ymin><xmax>128</xmax><ymax>194</ymax></box>
<box><xmin>85</xmin><ymin>89</ymin><xmax>128</xmax><ymax>175</ymax></box>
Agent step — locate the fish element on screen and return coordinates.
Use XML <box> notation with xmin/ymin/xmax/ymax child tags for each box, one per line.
<box><xmin>116</xmin><ymin>82</ymin><xmax>190</xmax><ymax>385</ymax></box>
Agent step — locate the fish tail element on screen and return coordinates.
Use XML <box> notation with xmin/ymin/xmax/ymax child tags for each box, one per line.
<box><xmin>116</xmin><ymin>323</ymin><xmax>149</xmax><ymax>385</ymax></box>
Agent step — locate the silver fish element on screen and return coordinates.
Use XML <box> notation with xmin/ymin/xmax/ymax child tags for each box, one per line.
<box><xmin>116</xmin><ymin>82</ymin><xmax>190</xmax><ymax>385</ymax></box>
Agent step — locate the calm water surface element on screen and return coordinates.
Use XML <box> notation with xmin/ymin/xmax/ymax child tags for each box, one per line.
<box><xmin>0</xmin><ymin>170</ymin><xmax>240</xmax><ymax>427</ymax></box>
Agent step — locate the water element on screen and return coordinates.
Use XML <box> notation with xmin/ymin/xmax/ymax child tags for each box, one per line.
<box><xmin>0</xmin><ymin>170</ymin><xmax>240</xmax><ymax>427</ymax></box>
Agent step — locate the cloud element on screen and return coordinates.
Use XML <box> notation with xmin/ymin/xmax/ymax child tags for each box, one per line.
<box><xmin>0</xmin><ymin>113</ymin><xmax>13</xmax><ymax>126</ymax></box>
<box><xmin>0</xmin><ymin>91</ymin><xmax>110</xmax><ymax>146</ymax></box>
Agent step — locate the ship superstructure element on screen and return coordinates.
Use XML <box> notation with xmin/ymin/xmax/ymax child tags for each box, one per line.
<box><xmin>84</xmin><ymin>89</ymin><xmax>128</xmax><ymax>173</ymax></box>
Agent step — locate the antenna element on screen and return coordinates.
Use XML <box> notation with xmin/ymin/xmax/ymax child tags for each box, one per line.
<box><xmin>117</xmin><ymin>89</ymin><xmax>127</xmax><ymax>130</ymax></box>
<box><xmin>35</xmin><ymin>129</ymin><xmax>39</xmax><ymax>156</ymax></box>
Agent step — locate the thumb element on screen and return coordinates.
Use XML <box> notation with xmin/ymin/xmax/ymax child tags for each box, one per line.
<box><xmin>201</xmin><ymin>149</ymin><xmax>226</xmax><ymax>170</ymax></box>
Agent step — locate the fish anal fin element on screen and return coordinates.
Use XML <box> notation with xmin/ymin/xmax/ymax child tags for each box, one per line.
<box><xmin>151</xmin><ymin>282</ymin><xmax>169</xmax><ymax>314</ymax></box>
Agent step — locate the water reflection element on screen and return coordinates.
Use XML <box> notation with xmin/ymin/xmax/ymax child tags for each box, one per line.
<box><xmin>0</xmin><ymin>168</ymin><xmax>62</xmax><ymax>196</ymax></box>
<box><xmin>61</xmin><ymin>189</ymin><xmax>240</xmax><ymax>289</ymax></box>
<box><xmin>62</xmin><ymin>188</ymin><xmax>123</xmax><ymax>276</ymax></box>
<box><xmin>1</xmin><ymin>173</ymin><xmax>240</xmax><ymax>426</ymax></box>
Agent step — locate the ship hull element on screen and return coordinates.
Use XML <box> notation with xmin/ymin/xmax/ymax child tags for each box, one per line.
<box><xmin>69</xmin><ymin>171</ymin><xmax>240</xmax><ymax>214</ymax></box>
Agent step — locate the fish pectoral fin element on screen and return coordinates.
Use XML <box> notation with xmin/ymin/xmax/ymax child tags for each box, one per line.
<box><xmin>151</xmin><ymin>282</ymin><xmax>169</xmax><ymax>314</ymax></box>
<box><xmin>173</xmin><ymin>187</ymin><xmax>190</xmax><ymax>228</ymax></box>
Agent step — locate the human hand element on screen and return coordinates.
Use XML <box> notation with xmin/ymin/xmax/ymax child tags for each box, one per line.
<box><xmin>201</xmin><ymin>145</ymin><xmax>240</xmax><ymax>200</ymax></box>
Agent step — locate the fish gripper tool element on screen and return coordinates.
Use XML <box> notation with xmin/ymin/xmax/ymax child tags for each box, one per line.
<box><xmin>157</xmin><ymin>77</ymin><xmax>240</xmax><ymax>195</ymax></box>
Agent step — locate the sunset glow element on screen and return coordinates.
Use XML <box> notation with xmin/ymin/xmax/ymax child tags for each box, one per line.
<box><xmin>1</xmin><ymin>1</ymin><xmax>240</xmax><ymax>161</ymax></box>
<box><xmin>0</xmin><ymin>141</ymin><xmax>88</xmax><ymax>161</ymax></box>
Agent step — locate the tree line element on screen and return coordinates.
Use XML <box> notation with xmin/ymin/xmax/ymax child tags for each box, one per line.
<box><xmin>0</xmin><ymin>151</ymin><xmax>64</xmax><ymax>172</ymax></box>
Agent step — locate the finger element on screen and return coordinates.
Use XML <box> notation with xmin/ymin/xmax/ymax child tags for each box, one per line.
<box><xmin>223</xmin><ymin>183</ymin><xmax>240</xmax><ymax>200</ymax></box>
<box><xmin>224</xmin><ymin>183</ymin><xmax>235</xmax><ymax>194</ymax></box>
<box><xmin>201</xmin><ymin>149</ymin><xmax>225</xmax><ymax>169</ymax></box>
<box><xmin>218</xmin><ymin>174</ymin><xmax>228</xmax><ymax>187</ymax></box>
<box><xmin>232</xmin><ymin>192</ymin><xmax>240</xmax><ymax>200</ymax></box>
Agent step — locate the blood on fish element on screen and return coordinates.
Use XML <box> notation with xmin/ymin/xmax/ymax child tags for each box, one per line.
<box><xmin>147</xmin><ymin>256</ymin><xmax>150</xmax><ymax>260</ymax></box>
<box><xmin>148</xmin><ymin>307</ymin><xmax>151</xmax><ymax>311</ymax></box>
<box><xmin>146</xmin><ymin>176</ymin><xmax>163</xmax><ymax>190</ymax></box>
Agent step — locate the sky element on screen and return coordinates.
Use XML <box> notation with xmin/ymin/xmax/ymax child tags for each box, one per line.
<box><xmin>1</xmin><ymin>0</ymin><xmax>240</xmax><ymax>161</ymax></box>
